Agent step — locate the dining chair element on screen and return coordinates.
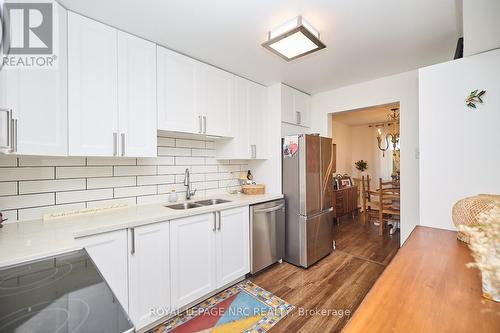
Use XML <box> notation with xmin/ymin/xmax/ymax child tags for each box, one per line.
<box><xmin>377</xmin><ymin>178</ymin><xmax>401</xmax><ymax>236</ymax></box>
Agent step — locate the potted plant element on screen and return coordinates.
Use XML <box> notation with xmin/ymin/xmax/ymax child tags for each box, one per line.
<box><xmin>459</xmin><ymin>205</ymin><xmax>500</xmax><ymax>302</ymax></box>
<box><xmin>354</xmin><ymin>160</ymin><xmax>368</xmax><ymax>176</ymax></box>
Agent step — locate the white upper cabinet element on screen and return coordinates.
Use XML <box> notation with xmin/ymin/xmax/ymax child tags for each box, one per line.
<box><xmin>248</xmin><ymin>82</ymin><xmax>269</xmax><ymax>159</ymax></box>
<box><xmin>216</xmin><ymin>79</ymin><xmax>268</xmax><ymax>160</ymax></box>
<box><xmin>201</xmin><ymin>66</ymin><xmax>233</xmax><ymax>137</ymax></box>
<box><xmin>157</xmin><ymin>46</ymin><xmax>201</xmax><ymax>134</ymax></box>
<box><xmin>293</xmin><ymin>89</ymin><xmax>311</xmax><ymax>127</ymax></box>
<box><xmin>170</xmin><ymin>213</ymin><xmax>217</xmax><ymax>309</ymax></box>
<box><xmin>157</xmin><ymin>47</ymin><xmax>233</xmax><ymax>137</ymax></box>
<box><xmin>281</xmin><ymin>84</ymin><xmax>311</xmax><ymax>128</ymax></box>
<box><xmin>118</xmin><ymin>32</ymin><xmax>157</xmax><ymax>157</ymax></box>
<box><xmin>128</xmin><ymin>222</ymin><xmax>170</xmax><ymax>329</ymax></box>
<box><xmin>281</xmin><ymin>84</ymin><xmax>295</xmax><ymax>124</ymax></box>
<box><xmin>216</xmin><ymin>206</ymin><xmax>250</xmax><ymax>287</ymax></box>
<box><xmin>69</xmin><ymin>12</ymin><xmax>157</xmax><ymax>157</ymax></box>
<box><xmin>0</xmin><ymin>3</ymin><xmax>68</xmax><ymax>156</ymax></box>
<box><xmin>216</xmin><ymin>77</ymin><xmax>249</xmax><ymax>159</ymax></box>
<box><xmin>68</xmin><ymin>12</ymin><xmax>119</xmax><ymax>156</ymax></box>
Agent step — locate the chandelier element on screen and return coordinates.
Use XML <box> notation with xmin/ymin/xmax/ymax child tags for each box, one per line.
<box><xmin>377</xmin><ymin>108</ymin><xmax>400</xmax><ymax>157</ymax></box>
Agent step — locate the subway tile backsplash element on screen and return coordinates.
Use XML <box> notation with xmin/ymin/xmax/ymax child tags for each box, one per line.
<box><xmin>0</xmin><ymin>136</ymin><xmax>247</xmax><ymax>222</ymax></box>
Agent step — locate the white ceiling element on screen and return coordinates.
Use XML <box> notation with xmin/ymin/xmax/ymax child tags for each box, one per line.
<box><xmin>332</xmin><ymin>103</ymin><xmax>400</xmax><ymax>126</ymax></box>
<box><xmin>58</xmin><ymin>0</ymin><xmax>460</xmax><ymax>94</ymax></box>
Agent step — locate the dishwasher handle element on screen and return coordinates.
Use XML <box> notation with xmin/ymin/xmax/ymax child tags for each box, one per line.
<box><xmin>253</xmin><ymin>204</ymin><xmax>284</xmax><ymax>214</ymax></box>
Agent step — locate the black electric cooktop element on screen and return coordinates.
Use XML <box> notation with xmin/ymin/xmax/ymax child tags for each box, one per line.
<box><xmin>0</xmin><ymin>250</ymin><xmax>134</xmax><ymax>333</ymax></box>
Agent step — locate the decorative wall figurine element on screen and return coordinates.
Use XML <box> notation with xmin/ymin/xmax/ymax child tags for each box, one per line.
<box><xmin>466</xmin><ymin>89</ymin><xmax>486</xmax><ymax>109</ymax></box>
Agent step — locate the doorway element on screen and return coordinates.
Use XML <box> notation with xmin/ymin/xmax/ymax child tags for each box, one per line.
<box><xmin>331</xmin><ymin>102</ymin><xmax>401</xmax><ymax>259</ymax></box>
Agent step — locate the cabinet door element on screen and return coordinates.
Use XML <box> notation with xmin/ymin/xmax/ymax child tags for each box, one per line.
<box><xmin>281</xmin><ymin>84</ymin><xmax>295</xmax><ymax>124</ymax></box>
<box><xmin>157</xmin><ymin>46</ymin><xmax>201</xmax><ymax>134</ymax></box>
<box><xmin>128</xmin><ymin>222</ymin><xmax>170</xmax><ymax>329</ymax></box>
<box><xmin>3</xmin><ymin>4</ymin><xmax>68</xmax><ymax>156</ymax></box>
<box><xmin>249</xmin><ymin>83</ymin><xmax>268</xmax><ymax>159</ymax></box>
<box><xmin>294</xmin><ymin>89</ymin><xmax>311</xmax><ymax>127</ymax></box>
<box><xmin>170</xmin><ymin>213</ymin><xmax>217</xmax><ymax>308</ymax></box>
<box><xmin>230</xmin><ymin>78</ymin><xmax>250</xmax><ymax>158</ymax></box>
<box><xmin>216</xmin><ymin>206</ymin><xmax>250</xmax><ymax>287</ymax></box>
<box><xmin>0</xmin><ymin>69</ymin><xmax>16</xmax><ymax>152</ymax></box>
<box><xmin>202</xmin><ymin>66</ymin><xmax>233</xmax><ymax>137</ymax></box>
<box><xmin>68</xmin><ymin>12</ymin><xmax>118</xmax><ymax>156</ymax></box>
<box><xmin>118</xmin><ymin>32</ymin><xmax>157</xmax><ymax>157</ymax></box>
<box><xmin>75</xmin><ymin>229</ymin><xmax>129</xmax><ymax>312</ymax></box>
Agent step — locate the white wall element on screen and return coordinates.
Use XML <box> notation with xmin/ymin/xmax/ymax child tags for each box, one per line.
<box><xmin>419</xmin><ymin>48</ymin><xmax>500</xmax><ymax>230</ymax></box>
<box><xmin>332</xmin><ymin>121</ymin><xmax>392</xmax><ymax>182</ymax></box>
<box><xmin>463</xmin><ymin>0</ymin><xmax>500</xmax><ymax>56</ymax></box>
<box><xmin>311</xmin><ymin>71</ymin><xmax>419</xmax><ymax>243</ymax></box>
<box><xmin>331</xmin><ymin>120</ymin><xmax>352</xmax><ymax>174</ymax></box>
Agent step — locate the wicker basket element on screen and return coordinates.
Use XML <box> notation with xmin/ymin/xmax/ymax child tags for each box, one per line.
<box><xmin>241</xmin><ymin>184</ymin><xmax>265</xmax><ymax>195</ymax></box>
<box><xmin>452</xmin><ymin>194</ymin><xmax>500</xmax><ymax>243</ymax></box>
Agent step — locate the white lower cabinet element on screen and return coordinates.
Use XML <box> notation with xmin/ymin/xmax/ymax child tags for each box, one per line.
<box><xmin>170</xmin><ymin>213</ymin><xmax>217</xmax><ymax>309</ymax></box>
<box><xmin>77</xmin><ymin>205</ymin><xmax>250</xmax><ymax>330</ymax></box>
<box><xmin>216</xmin><ymin>207</ymin><xmax>250</xmax><ymax>287</ymax></box>
<box><xmin>170</xmin><ymin>206</ymin><xmax>250</xmax><ymax>309</ymax></box>
<box><xmin>75</xmin><ymin>229</ymin><xmax>129</xmax><ymax>312</ymax></box>
<box><xmin>128</xmin><ymin>222</ymin><xmax>170</xmax><ymax>329</ymax></box>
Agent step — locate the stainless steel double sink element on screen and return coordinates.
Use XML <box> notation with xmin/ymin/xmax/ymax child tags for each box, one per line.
<box><xmin>166</xmin><ymin>198</ymin><xmax>231</xmax><ymax>210</ymax></box>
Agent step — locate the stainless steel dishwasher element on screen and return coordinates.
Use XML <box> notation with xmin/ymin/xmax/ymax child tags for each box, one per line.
<box><xmin>250</xmin><ymin>199</ymin><xmax>285</xmax><ymax>274</ymax></box>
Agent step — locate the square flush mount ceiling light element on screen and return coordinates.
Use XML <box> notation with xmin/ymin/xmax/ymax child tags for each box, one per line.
<box><xmin>262</xmin><ymin>16</ymin><xmax>326</xmax><ymax>61</ymax></box>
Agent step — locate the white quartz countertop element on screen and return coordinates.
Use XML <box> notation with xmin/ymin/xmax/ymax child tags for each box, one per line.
<box><xmin>0</xmin><ymin>193</ymin><xmax>283</xmax><ymax>268</ymax></box>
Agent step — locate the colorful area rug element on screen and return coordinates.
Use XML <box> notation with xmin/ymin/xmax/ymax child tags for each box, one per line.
<box><xmin>151</xmin><ymin>281</ymin><xmax>294</xmax><ymax>333</ymax></box>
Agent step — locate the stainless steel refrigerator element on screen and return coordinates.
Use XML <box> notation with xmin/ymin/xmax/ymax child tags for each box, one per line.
<box><xmin>282</xmin><ymin>134</ymin><xmax>334</xmax><ymax>268</ymax></box>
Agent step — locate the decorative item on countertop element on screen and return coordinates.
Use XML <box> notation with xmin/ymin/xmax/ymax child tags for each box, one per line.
<box><xmin>238</xmin><ymin>172</ymin><xmax>248</xmax><ymax>185</ymax></box>
<box><xmin>466</xmin><ymin>89</ymin><xmax>486</xmax><ymax>109</ymax></box>
<box><xmin>242</xmin><ymin>184</ymin><xmax>266</xmax><ymax>195</ymax></box>
<box><xmin>458</xmin><ymin>205</ymin><xmax>500</xmax><ymax>303</ymax></box>
<box><xmin>43</xmin><ymin>204</ymin><xmax>129</xmax><ymax>221</ymax></box>
<box><xmin>452</xmin><ymin>194</ymin><xmax>500</xmax><ymax>243</ymax></box>
<box><xmin>168</xmin><ymin>189</ymin><xmax>178</xmax><ymax>203</ymax></box>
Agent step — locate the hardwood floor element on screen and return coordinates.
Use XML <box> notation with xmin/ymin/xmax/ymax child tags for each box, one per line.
<box><xmin>250</xmin><ymin>214</ymin><xmax>400</xmax><ymax>333</ymax></box>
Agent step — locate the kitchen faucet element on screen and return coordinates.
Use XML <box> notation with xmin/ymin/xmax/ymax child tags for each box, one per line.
<box><xmin>184</xmin><ymin>168</ymin><xmax>196</xmax><ymax>200</ymax></box>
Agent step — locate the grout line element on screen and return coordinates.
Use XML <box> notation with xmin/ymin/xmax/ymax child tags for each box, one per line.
<box><xmin>0</xmin><ymin>138</ymin><xmax>238</xmax><ymax>220</ymax></box>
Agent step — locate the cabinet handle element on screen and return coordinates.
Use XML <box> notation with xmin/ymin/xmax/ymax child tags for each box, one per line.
<box><xmin>251</xmin><ymin>145</ymin><xmax>256</xmax><ymax>159</ymax></box>
<box><xmin>113</xmin><ymin>132</ymin><xmax>118</xmax><ymax>156</ymax></box>
<box><xmin>0</xmin><ymin>109</ymin><xmax>12</xmax><ymax>151</ymax></box>
<box><xmin>213</xmin><ymin>212</ymin><xmax>217</xmax><ymax>231</ymax></box>
<box><xmin>11</xmin><ymin>118</ymin><xmax>17</xmax><ymax>153</ymax></box>
<box><xmin>198</xmin><ymin>116</ymin><xmax>202</xmax><ymax>134</ymax></box>
<box><xmin>130</xmin><ymin>228</ymin><xmax>135</xmax><ymax>254</ymax></box>
<box><xmin>121</xmin><ymin>133</ymin><xmax>125</xmax><ymax>156</ymax></box>
<box><xmin>203</xmin><ymin>116</ymin><xmax>207</xmax><ymax>134</ymax></box>
<box><xmin>217</xmin><ymin>211</ymin><xmax>221</xmax><ymax>230</ymax></box>
<box><xmin>296</xmin><ymin>111</ymin><xmax>301</xmax><ymax>125</ymax></box>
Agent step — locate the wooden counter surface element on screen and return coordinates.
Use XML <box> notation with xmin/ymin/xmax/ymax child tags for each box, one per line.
<box><xmin>342</xmin><ymin>226</ymin><xmax>500</xmax><ymax>333</ymax></box>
